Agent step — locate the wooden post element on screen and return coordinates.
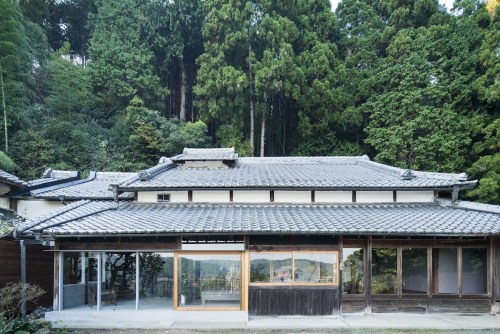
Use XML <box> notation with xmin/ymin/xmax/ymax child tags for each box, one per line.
<box><xmin>397</xmin><ymin>247</ymin><xmax>402</xmax><ymax>297</ymax></box>
<box><xmin>135</xmin><ymin>252</ymin><xmax>139</xmax><ymax>310</ymax></box>
<box><xmin>489</xmin><ymin>237</ymin><xmax>495</xmax><ymax>313</ymax></box>
<box><xmin>53</xmin><ymin>250</ymin><xmax>59</xmax><ymax>311</ymax></box>
<box><xmin>58</xmin><ymin>252</ymin><xmax>63</xmax><ymax>310</ymax></box>
<box><xmin>173</xmin><ymin>252</ymin><xmax>178</xmax><ymax>310</ymax></box>
<box><xmin>458</xmin><ymin>246</ymin><xmax>462</xmax><ymax>298</ymax></box>
<box><xmin>366</xmin><ymin>236</ymin><xmax>372</xmax><ymax>315</ymax></box>
<box><xmin>97</xmin><ymin>252</ymin><xmax>102</xmax><ymax>310</ymax></box>
<box><xmin>339</xmin><ymin>236</ymin><xmax>343</xmax><ymax>315</ymax></box>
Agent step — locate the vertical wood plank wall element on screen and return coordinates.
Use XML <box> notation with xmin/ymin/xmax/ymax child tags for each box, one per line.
<box><xmin>0</xmin><ymin>240</ymin><xmax>54</xmax><ymax>310</ymax></box>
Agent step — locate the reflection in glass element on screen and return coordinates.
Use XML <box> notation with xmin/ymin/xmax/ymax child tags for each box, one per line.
<box><xmin>250</xmin><ymin>253</ymin><xmax>293</xmax><ymax>283</ymax></box>
<box><xmin>462</xmin><ymin>248</ymin><xmax>487</xmax><ymax>294</ymax></box>
<box><xmin>178</xmin><ymin>254</ymin><xmax>241</xmax><ymax>308</ymax></box>
<box><xmin>432</xmin><ymin>248</ymin><xmax>457</xmax><ymax>294</ymax></box>
<box><xmin>139</xmin><ymin>253</ymin><xmax>174</xmax><ymax>309</ymax></box>
<box><xmin>342</xmin><ymin>248</ymin><xmax>364</xmax><ymax>294</ymax></box>
<box><xmin>62</xmin><ymin>252</ymin><xmax>99</xmax><ymax>309</ymax></box>
<box><xmin>102</xmin><ymin>253</ymin><xmax>136</xmax><ymax>309</ymax></box>
<box><xmin>294</xmin><ymin>253</ymin><xmax>337</xmax><ymax>283</ymax></box>
<box><xmin>402</xmin><ymin>248</ymin><xmax>427</xmax><ymax>294</ymax></box>
<box><xmin>372</xmin><ymin>248</ymin><xmax>397</xmax><ymax>294</ymax></box>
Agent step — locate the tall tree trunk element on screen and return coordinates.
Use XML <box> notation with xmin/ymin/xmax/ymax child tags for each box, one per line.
<box><xmin>0</xmin><ymin>65</ymin><xmax>7</xmax><ymax>153</ymax></box>
<box><xmin>179</xmin><ymin>60</ymin><xmax>187</xmax><ymax>122</ymax></box>
<box><xmin>248</xmin><ymin>39</ymin><xmax>255</xmax><ymax>156</ymax></box>
<box><xmin>260</xmin><ymin>93</ymin><xmax>266</xmax><ymax>157</ymax></box>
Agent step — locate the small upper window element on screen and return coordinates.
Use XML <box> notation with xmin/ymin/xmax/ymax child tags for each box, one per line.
<box><xmin>157</xmin><ymin>194</ymin><xmax>170</xmax><ymax>203</ymax></box>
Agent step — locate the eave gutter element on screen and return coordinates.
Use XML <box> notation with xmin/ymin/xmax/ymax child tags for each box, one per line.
<box><xmin>42</xmin><ymin>231</ymin><xmax>496</xmax><ymax>239</ymax></box>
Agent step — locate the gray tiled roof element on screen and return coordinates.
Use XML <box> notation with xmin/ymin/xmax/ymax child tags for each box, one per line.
<box><xmin>28</xmin><ymin>169</ymin><xmax>79</xmax><ymax>187</ymax></box>
<box><xmin>32</xmin><ymin>172</ymin><xmax>135</xmax><ymax>200</ymax></box>
<box><xmin>121</xmin><ymin>156</ymin><xmax>476</xmax><ymax>190</ymax></box>
<box><xmin>17</xmin><ymin>200</ymin><xmax>500</xmax><ymax>237</ymax></box>
<box><xmin>171</xmin><ymin>148</ymin><xmax>238</xmax><ymax>162</ymax></box>
<box><xmin>0</xmin><ymin>170</ymin><xmax>27</xmax><ymax>187</ymax></box>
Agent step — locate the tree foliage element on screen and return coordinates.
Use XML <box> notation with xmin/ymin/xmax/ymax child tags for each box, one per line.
<box><xmin>0</xmin><ymin>0</ymin><xmax>498</xmax><ymax>203</ymax></box>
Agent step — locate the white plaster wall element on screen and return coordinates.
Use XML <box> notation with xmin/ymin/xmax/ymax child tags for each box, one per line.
<box><xmin>16</xmin><ymin>200</ymin><xmax>65</xmax><ymax>219</ymax></box>
<box><xmin>0</xmin><ymin>197</ymin><xmax>10</xmax><ymax>210</ymax></box>
<box><xmin>273</xmin><ymin>191</ymin><xmax>311</xmax><ymax>203</ymax></box>
<box><xmin>137</xmin><ymin>191</ymin><xmax>189</xmax><ymax>203</ymax></box>
<box><xmin>192</xmin><ymin>190</ymin><xmax>230</xmax><ymax>203</ymax></box>
<box><xmin>356</xmin><ymin>191</ymin><xmax>393</xmax><ymax>203</ymax></box>
<box><xmin>315</xmin><ymin>191</ymin><xmax>352</xmax><ymax>203</ymax></box>
<box><xmin>232</xmin><ymin>190</ymin><xmax>270</xmax><ymax>203</ymax></box>
<box><xmin>397</xmin><ymin>191</ymin><xmax>434</xmax><ymax>203</ymax></box>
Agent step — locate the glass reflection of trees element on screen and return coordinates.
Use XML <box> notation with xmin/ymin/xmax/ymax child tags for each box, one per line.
<box><xmin>372</xmin><ymin>248</ymin><xmax>397</xmax><ymax>294</ymax></box>
<box><xmin>402</xmin><ymin>248</ymin><xmax>427</xmax><ymax>294</ymax></box>
<box><xmin>104</xmin><ymin>253</ymin><xmax>136</xmax><ymax>300</ymax></box>
<box><xmin>178</xmin><ymin>254</ymin><xmax>241</xmax><ymax>307</ymax></box>
<box><xmin>250</xmin><ymin>252</ymin><xmax>337</xmax><ymax>285</ymax></box>
<box><xmin>342</xmin><ymin>248</ymin><xmax>364</xmax><ymax>294</ymax></box>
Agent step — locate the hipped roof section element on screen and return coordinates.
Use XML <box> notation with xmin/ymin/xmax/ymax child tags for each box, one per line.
<box><xmin>16</xmin><ymin>199</ymin><xmax>500</xmax><ymax>238</ymax></box>
<box><xmin>119</xmin><ymin>150</ymin><xmax>476</xmax><ymax>191</ymax></box>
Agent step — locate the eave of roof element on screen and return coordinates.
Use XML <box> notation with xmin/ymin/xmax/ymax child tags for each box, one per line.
<box><xmin>118</xmin><ymin>155</ymin><xmax>477</xmax><ymax>191</ymax></box>
<box><xmin>0</xmin><ymin>170</ymin><xmax>28</xmax><ymax>188</ymax></box>
<box><xmin>16</xmin><ymin>199</ymin><xmax>500</xmax><ymax>238</ymax></box>
<box><xmin>31</xmin><ymin>171</ymin><xmax>135</xmax><ymax>200</ymax></box>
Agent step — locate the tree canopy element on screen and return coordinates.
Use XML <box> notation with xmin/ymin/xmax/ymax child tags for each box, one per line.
<box><xmin>0</xmin><ymin>0</ymin><xmax>498</xmax><ymax>203</ymax></box>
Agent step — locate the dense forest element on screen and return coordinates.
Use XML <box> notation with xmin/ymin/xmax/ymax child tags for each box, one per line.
<box><xmin>0</xmin><ymin>0</ymin><xmax>498</xmax><ymax>203</ymax></box>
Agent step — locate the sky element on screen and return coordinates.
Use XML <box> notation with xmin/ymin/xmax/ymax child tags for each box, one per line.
<box><xmin>330</xmin><ymin>0</ymin><xmax>455</xmax><ymax>12</ymax></box>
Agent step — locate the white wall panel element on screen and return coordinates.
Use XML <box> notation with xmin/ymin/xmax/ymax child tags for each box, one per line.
<box><xmin>232</xmin><ymin>190</ymin><xmax>270</xmax><ymax>203</ymax></box>
<box><xmin>17</xmin><ymin>200</ymin><xmax>66</xmax><ymax>219</ymax></box>
<box><xmin>356</xmin><ymin>191</ymin><xmax>393</xmax><ymax>203</ymax></box>
<box><xmin>315</xmin><ymin>191</ymin><xmax>352</xmax><ymax>203</ymax></box>
<box><xmin>273</xmin><ymin>191</ymin><xmax>311</xmax><ymax>203</ymax></box>
<box><xmin>192</xmin><ymin>190</ymin><xmax>230</xmax><ymax>203</ymax></box>
<box><xmin>397</xmin><ymin>191</ymin><xmax>434</xmax><ymax>203</ymax></box>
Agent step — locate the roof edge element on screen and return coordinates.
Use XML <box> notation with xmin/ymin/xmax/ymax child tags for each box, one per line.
<box><xmin>31</xmin><ymin>171</ymin><xmax>97</xmax><ymax>198</ymax></box>
<box><xmin>435</xmin><ymin>198</ymin><xmax>500</xmax><ymax>215</ymax></box>
<box><xmin>16</xmin><ymin>200</ymin><xmax>92</xmax><ymax>234</ymax></box>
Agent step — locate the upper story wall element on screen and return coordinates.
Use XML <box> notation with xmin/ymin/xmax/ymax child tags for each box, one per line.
<box><xmin>136</xmin><ymin>190</ymin><xmax>435</xmax><ymax>204</ymax></box>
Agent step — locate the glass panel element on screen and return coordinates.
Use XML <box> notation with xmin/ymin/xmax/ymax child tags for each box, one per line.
<box><xmin>178</xmin><ymin>254</ymin><xmax>241</xmax><ymax>308</ymax></box>
<box><xmin>102</xmin><ymin>252</ymin><xmax>136</xmax><ymax>309</ymax></box>
<box><xmin>462</xmin><ymin>248</ymin><xmax>487</xmax><ymax>294</ymax></box>
<box><xmin>342</xmin><ymin>248</ymin><xmax>364</xmax><ymax>294</ymax></box>
<box><xmin>62</xmin><ymin>252</ymin><xmax>99</xmax><ymax>310</ymax></box>
<box><xmin>294</xmin><ymin>252</ymin><xmax>337</xmax><ymax>284</ymax></box>
<box><xmin>402</xmin><ymin>248</ymin><xmax>428</xmax><ymax>294</ymax></box>
<box><xmin>372</xmin><ymin>248</ymin><xmax>397</xmax><ymax>294</ymax></box>
<box><xmin>139</xmin><ymin>252</ymin><xmax>174</xmax><ymax>309</ymax></box>
<box><xmin>432</xmin><ymin>248</ymin><xmax>457</xmax><ymax>294</ymax></box>
<box><xmin>250</xmin><ymin>253</ymin><xmax>293</xmax><ymax>283</ymax></box>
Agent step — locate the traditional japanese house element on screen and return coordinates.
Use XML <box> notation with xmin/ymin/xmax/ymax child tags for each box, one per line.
<box><xmin>15</xmin><ymin>148</ymin><xmax>500</xmax><ymax>326</ymax></box>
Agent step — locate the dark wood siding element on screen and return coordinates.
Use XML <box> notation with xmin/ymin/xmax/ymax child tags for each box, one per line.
<box><xmin>0</xmin><ymin>240</ymin><xmax>54</xmax><ymax>310</ymax></box>
<box><xmin>249</xmin><ymin>286</ymin><xmax>339</xmax><ymax>316</ymax></box>
<box><xmin>371</xmin><ymin>298</ymin><xmax>491</xmax><ymax>313</ymax></box>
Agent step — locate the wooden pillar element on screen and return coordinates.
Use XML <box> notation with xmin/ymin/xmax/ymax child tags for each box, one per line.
<box><xmin>490</xmin><ymin>237</ymin><xmax>496</xmax><ymax>313</ymax></box>
<box><xmin>365</xmin><ymin>236</ymin><xmax>372</xmax><ymax>315</ymax></box>
<box><xmin>339</xmin><ymin>236</ymin><xmax>343</xmax><ymax>315</ymax></box>
<box><xmin>53</xmin><ymin>251</ymin><xmax>59</xmax><ymax>311</ymax></box>
<box><xmin>97</xmin><ymin>252</ymin><xmax>102</xmax><ymax>310</ymax></box>
<box><xmin>57</xmin><ymin>252</ymin><xmax>63</xmax><ymax>311</ymax></box>
<box><xmin>135</xmin><ymin>252</ymin><xmax>139</xmax><ymax>310</ymax></box>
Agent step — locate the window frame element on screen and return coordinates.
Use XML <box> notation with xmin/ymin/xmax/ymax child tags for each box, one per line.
<box><xmin>249</xmin><ymin>251</ymin><xmax>339</xmax><ymax>286</ymax></box>
<box><xmin>157</xmin><ymin>193</ymin><xmax>171</xmax><ymax>203</ymax></box>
